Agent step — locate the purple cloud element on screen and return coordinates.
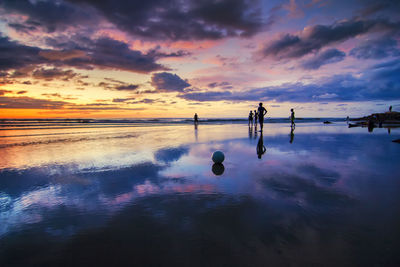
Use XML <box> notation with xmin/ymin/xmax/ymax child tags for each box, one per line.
<box><xmin>350</xmin><ymin>36</ymin><xmax>400</xmax><ymax>59</ymax></box>
<box><xmin>300</xmin><ymin>49</ymin><xmax>346</xmax><ymax>70</ymax></box>
<box><xmin>151</xmin><ymin>72</ymin><xmax>191</xmax><ymax>92</ymax></box>
<box><xmin>180</xmin><ymin>60</ymin><xmax>400</xmax><ymax>102</ymax></box>
<box><xmin>0</xmin><ymin>36</ymin><xmax>167</xmax><ymax>75</ymax></box>
<box><xmin>32</xmin><ymin>68</ymin><xmax>78</xmax><ymax>81</ymax></box>
<box><xmin>1</xmin><ymin>0</ymin><xmax>266</xmax><ymax>41</ymax></box>
<box><xmin>1</xmin><ymin>0</ymin><xmax>97</xmax><ymax>33</ymax></box>
<box><xmin>258</xmin><ymin>19</ymin><xmax>399</xmax><ymax>60</ymax></box>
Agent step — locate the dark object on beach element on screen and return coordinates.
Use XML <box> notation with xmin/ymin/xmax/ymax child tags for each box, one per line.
<box><xmin>392</xmin><ymin>139</ymin><xmax>400</xmax><ymax>143</ymax></box>
<box><xmin>212</xmin><ymin>151</ymin><xmax>225</xmax><ymax>163</ymax></box>
<box><xmin>352</xmin><ymin>111</ymin><xmax>400</xmax><ymax>126</ymax></box>
<box><xmin>212</xmin><ymin>163</ymin><xmax>225</xmax><ymax>175</ymax></box>
<box><xmin>368</xmin><ymin>119</ymin><xmax>375</xmax><ymax>132</ymax></box>
<box><xmin>323</xmin><ymin>121</ymin><xmax>332</xmax><ymax>124</ymax></box>
<box><xmin>389</xmin><ymin>105</ymin><xmax>392</xmax><ymax>112</ymax></box>
<box><xmin>348</xmin><ymin>123</ymin><xmax>359</xmax><ymax>128</ymax></box>
<box><xmin>194</xmin><ymin>113</ymin><xmax>199</xmax><ymax>124</ymax></box>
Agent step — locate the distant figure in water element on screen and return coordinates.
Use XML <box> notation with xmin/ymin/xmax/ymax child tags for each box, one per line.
<box><xmin>290</xmin><ymin>125</ymin><xmax>295</xmax><ymax>144</ymax></box>
<box><xmin>389</xmin><ymin>105</ymin><xmax>392</xmax><ymax>112</ymax></box>
<box><xmin>248</xmin><ymin>111</ymin><xmax>253</xmax><ymax>127</ymax></box>
<box><xmin>346</xmin><ymin>116</ymin><xmax>349</xmax><ymax>124</ymax></box>
<box><xmin>254</xmin><ymin>110</ymin><xmax>258</xmax><ymax>129</ymax></box>
<box><xmin>290</xmin><ymin>108</ymin><xmax>295</xmax><ymax>128</ymax></box>
<box><xmin>256</xmin><ymin>133</ymin><xmax>266</xmax><ymax>159</ymax></box>
<box><xmin>194</xmin><ymin>113</ymin><xmax>199</xmax><ymax>125</ymax></box>
<box><xmin>257</xmin><ymin>103</ymin><xmax>267</xmax><ymax>131</ymax></box>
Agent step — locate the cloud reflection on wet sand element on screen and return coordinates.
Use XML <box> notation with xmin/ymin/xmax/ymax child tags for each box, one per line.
<box><xmin>1</xmin><ymin>124</ymin><xmax>400</xmax><ymax>266</ymax></box>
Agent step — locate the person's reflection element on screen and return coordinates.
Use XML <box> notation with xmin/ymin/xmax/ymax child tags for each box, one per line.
<box><xmin>194</xmin><ymin>123</ymin><xmax>198</xmax><ymax>141</ymax></box>
<box><xmin>289</xmin><ymin>125</ymin><xmax>295</xmax><ymax>144</ymax></box>
<box><xmin>388</xmin><ymin>127</ymin><xmax>391</xmax><ymax>134</ymax></box>
<box><xmin>248</xmin><ymin>125</ymin><xmax>253</xmax><ymax>140</ymax></box>
<box><xmin>256</xmin><ymin>133</ymin><xmax>266</xmax><ymax>159</ymax></box>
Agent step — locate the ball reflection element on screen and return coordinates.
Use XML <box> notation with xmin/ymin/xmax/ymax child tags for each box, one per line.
<box><xmin>212</xmin><ymin>163</ymin><xmax>225</xmax><ymax>176</ymax></box>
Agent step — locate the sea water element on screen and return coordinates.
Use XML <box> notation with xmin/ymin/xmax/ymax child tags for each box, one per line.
<box><xmin>0</xmin><ymin>120</ymin><xmax>399</xmax><ymax>266</ymax></box>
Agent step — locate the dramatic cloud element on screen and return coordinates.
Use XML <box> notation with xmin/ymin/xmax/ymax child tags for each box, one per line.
<box><xmin>349</xmin><ymin>37</ymin><xmax>400</xmax><ymax>59</ymax></box>
<box><xmin>98</xmin><ymin>80</ymin><xmax>141</xmax><ymax>92</ymax></box>
<box><xmin>180</xmin><ymin>60</ymin><xmax>400</xmax><ymax>102</ymax></box>
<box><xmin>112</xmin><ymin>98</ymin><xmax>135</xmax><ymax>103</ymax></box>
<box><xmin>151</xmin><ymin>72</ymin><xmax>191</xmax><ymax>92</ymax></box>
<box><xmin>0</xmin><ymin>0</ymin><xmax>97</xmax><ymax>33</ymax></box>
<box><xmin>39</xmin><ymin>50</ymin><xmax>87</xmax><ymax>61</ymax></box>
<box><xmin>300</xmin><ymin>49</ymin><xmax>346</xmax><ymax>70</ymax></box>
<box><xmin>0</xmin><ymin>36</ymin><xmax>43</xmax><ymax>71</ymax></box>
<box><xmin>1</xmin><ymin>0</ymin><xmax>266</xmax><ymax>41</ymax></box>
<box><xmin>114</xmin><ymin>84</ymin><xmax>140</xmax><ymax>91</ymax></box>
<box><xmin>207</xmin><ymin>81</ymin><xmax>233</xmax><ymax>89</ymax></box>
<box><xmin>258</xmin><ymin>19</ymin><xmax>399</xmax><ymax>60</ymax></box>
<box><xmin>0</xmin><ymin>90</ymin><xmax>12</xmax><ymax>96</ymax></box>
<box><xmin>32</xmin><ymin>68</ymin><xmax>78</xmax><ymax>81</ymax></box>
<box><xmin>0</xmin><ymin>96</ymin><xmax>68</xmax><ymax>109</ymax></box>
<box><xmin>67</xmin><ymin>0</ymin><xmax>264</xmax><ymax>40</ymax></box>
<box><xmin>0</xmin><ymin>95</ymin><xmax>149</xmax><ymax>110</ymax></box>
<box><xmin>0</xmin><ymin>35</ymin><xmax>166</xmax><ymax>74</ymax></box>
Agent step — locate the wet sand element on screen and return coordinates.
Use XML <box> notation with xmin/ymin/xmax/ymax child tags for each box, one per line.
<box><xmin>1</xmin><ymin>122</ymin><xmax>400</xmax><ymax>266</ymax></box>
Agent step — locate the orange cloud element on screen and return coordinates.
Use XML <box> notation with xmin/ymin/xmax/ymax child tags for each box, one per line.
<box><xmin>39</xmin><ymin>50</ymin><xmax>87</xmax><ymax>61</ymax></box>
<box><xmin>169</xmin><ymin>40</ymin><xmax>221</xmax><ymax>50</ymax></box>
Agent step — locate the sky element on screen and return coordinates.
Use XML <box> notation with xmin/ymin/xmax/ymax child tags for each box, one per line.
<box><xmin>0</xmin><ymin>0</ymin><xmax>399</xmax><ymax>118</ymax></box>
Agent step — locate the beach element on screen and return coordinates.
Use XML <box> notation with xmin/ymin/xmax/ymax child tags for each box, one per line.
<box><xmin>1</xmin><ymin>120</ymin><xmax>400</xmax><ymax>266</ymax></box>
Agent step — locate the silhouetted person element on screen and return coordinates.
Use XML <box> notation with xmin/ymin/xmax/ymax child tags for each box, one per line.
<box><xmin>254</xmin><ymin>110</ymin><xmax>258</xmax><ymax>129</ymax></box>
<box><xmin>346</xmin><ymin>116</ymin><xmax>349</xmax><ymax>124</ymax></box>
<box><xmin>257</xmin><ymin>103</ymin><xmax>267</xmax><ymax>131</ymax></box>
<box><xmin>389</xmin><ymin>106</ymin><xmax>392</xmax><ymax>112</ymax></box>
<box><xmin>256</xmin><ymin>133</ymin><xmax>266</xmax><ymax>159</ymax></box>
<box><xmin>194</xmin><ymin>113</ymin><xmax>199</xmax><ymax>125</ymax></box>
<box><xmin>290</xmin><ymin>108</ymin><xmax>295</xmax><ymax>128</ymax></box>
<box><xmin>248</xmin><ymin>111</ymin><xmax>253</xmax><ymax>127</ymax></box>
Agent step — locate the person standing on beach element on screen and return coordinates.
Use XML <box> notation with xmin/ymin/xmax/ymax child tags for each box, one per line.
<box><xmin>194</xmin><ymin>113</ymin><xmax>199</xmax><ymax>124</ymax></box>
<box><xmin>389</xmin><ymin>106</ymin><xmax>392</xmax><ymax>112</ymax></box>
<box><xmin>248</xmin><ymin>111</ymin><xmax>253</xmax><ymax>127</ymax></box>
<box><xmin>257</xmin><ymin>103</ymin><xmax>267</xmax><ymax>131</ymax></box>
<box><xmin>254</xmin><ymin>110</ymin><xmax>258</xmax><ymax>129</ymax></box>
<box><xmin>290</xmin><ymin>108</ymin><xmax>295</xmax><ymax>127</ymax></box>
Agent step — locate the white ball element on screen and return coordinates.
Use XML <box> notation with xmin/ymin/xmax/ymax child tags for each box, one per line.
<box><xmin>212</xmin><ymin>151</ymin><xmax>225</xmax><ymax>163</ymax></box>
